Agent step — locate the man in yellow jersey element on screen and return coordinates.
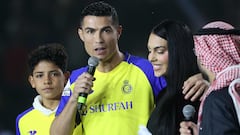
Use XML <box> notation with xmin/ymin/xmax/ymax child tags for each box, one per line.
<box><xmin>16</xmin><ymin>43</ymin><xmax>70</xmax><ymax>135</ymax></box>
<box><xmin>50</xmin><ymin>2</ymin><xmax>208</xmax><ymax>135</ymax></box>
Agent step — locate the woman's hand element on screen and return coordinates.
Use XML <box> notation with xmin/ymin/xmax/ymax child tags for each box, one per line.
<box><xmin>182</xmin><ymin>73</ymin><xmax>209</xmax><ymax>101</ymax></box>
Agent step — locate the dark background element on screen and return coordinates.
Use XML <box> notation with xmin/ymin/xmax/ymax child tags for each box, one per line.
<box><xmin>0</xmin><ymin>0</ymin><xmax>240</xmax><ymax>134</ymax></box>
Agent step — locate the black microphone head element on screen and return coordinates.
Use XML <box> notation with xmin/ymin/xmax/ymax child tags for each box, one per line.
<box><xmin>88</xmin><ymin>56</ymin><xmax>99</xmax><ymax>67</ymax></box>
<box><xmin>182</xmin><ymin>104</ymin><xmax>196</xmax><ymax>121</ymax></box>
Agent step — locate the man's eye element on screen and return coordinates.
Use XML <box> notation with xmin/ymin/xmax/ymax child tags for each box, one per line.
<box><xmin>103</xmin><ymin>28</ymin><xmax>112</xmax><ymax>33</ymax></box>
<box><xmin>104</xmin><ymin>29</ymin><xmax>111</xmax><ymax>33</ymax></box>
<box><xmin>86</xmin><ymin>29</ymin><xmax>94</xmax><ymax>34</ymax></box>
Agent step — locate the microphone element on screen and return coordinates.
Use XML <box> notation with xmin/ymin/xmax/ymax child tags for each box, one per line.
<box><xmin>182</xmin><ymin>104</ymin><xmax>196</xmax><ymax>121</ymax></box>
<box><xmin>182</xmin><ymin>104</ymin><xmax>196</xmax><ymax>134</ymax></box>
<box><xmin>77</xmin><ymin>56</ymin><xmax>99</xmax><ymax>111</ymax></box>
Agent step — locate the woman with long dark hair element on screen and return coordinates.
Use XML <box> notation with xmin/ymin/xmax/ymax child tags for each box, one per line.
<box><xmin>142</xmin><ymin>19</ymin><xmax>202</xmax><ymax>135</ymax></box>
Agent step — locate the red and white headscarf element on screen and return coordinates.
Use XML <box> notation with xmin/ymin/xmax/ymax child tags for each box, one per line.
<box><xmin>194</xmin><ymin>21</ymin><xmax>240</xmax><ymax>126</ymax></box>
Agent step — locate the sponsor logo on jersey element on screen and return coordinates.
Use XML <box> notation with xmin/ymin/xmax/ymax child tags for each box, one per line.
<box><xmin>81</xmin><ymin>101</ymin><xmax>133</xmax><ymax>115</ymax></box>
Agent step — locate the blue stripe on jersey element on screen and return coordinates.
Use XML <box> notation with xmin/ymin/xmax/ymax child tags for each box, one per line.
<box><xmin>69</xmin><ymin>67</ymin><xmax>88</xmax><ymax>83</ymax></box>
<box><xmin>16</xmin><ymin>107</ymin><xmax>34</xmax><ymax>135</ymax></box>
<box><xmin>56</xmin><ymin>67</ymin><xmax>88</xmax><ymax>115</ymax></box>
<box><xmin>124</xmin><ymin>52</ymin><xmax>167</xmax><ymax>97</ymax></box>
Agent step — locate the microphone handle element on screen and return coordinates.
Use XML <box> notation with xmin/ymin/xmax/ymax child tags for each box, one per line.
<box><xmin>77</xmin><ymin>65</ymin><xmax>96</xmax><ymax>110</ymax></box>
<box><xmin>77</xmin><ymin>93</ymin><xmax>88</xmax><ymax>110</ymax></box>
<box><xmin>187</xmin><ymin>127</ymin><xmax>193</xmax><ymax>135</ymax></box>
<box><xmin>184</xmin><ymin>118</ymin><xmax>194</xmax><ymax>135</ymax></box>
<box><xmin>188</xmin><ymin>127</ymin><xmax>193</xmax><ymax>135</ymax></box>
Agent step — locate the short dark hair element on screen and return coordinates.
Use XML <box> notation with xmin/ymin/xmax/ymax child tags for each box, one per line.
<box><xmin>79</xmin><ymin>1</ymin><xmax>119</xmax><ymax>27</ymax></box>
<box><xmin>28</xmin><ymin>43</ymin><xmax>68</xmax><ymax>74</ymax></box>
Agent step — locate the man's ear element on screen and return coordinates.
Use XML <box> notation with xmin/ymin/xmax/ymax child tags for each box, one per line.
<box><xmin>28</xmin><ymin>75</ymin><xmax>36</xmax><ymax>88</ymax></box>
<box><xmin>78</xmin><ymin>28</ymin><xmax>84</xmax><ymax>41</ymax></box>
<box><xmin>117</xmin><ymin>25</ymin><xmax>122</xmax><ymax>40</ymax></box>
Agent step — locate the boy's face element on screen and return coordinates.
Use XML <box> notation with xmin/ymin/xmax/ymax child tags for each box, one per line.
<box><xmin>78</xmin><ymin>16</ymin><xmax>122</xmax><ymax>62</ymax></box>
<box><xmin>28</xmin><ymin>60</ymin><xmax>67</xmax><ymax>101</ymax></box>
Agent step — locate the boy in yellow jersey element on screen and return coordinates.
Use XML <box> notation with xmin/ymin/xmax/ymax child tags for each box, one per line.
<box><xmin>16</xmin><ymin>43</ymin><xmax>70</xmax><ymax>135</ymax></box>
<box><xmin>50</xmin><ymin>2</ymin><xmax>208</xmax><ymax>135</ymax></box>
